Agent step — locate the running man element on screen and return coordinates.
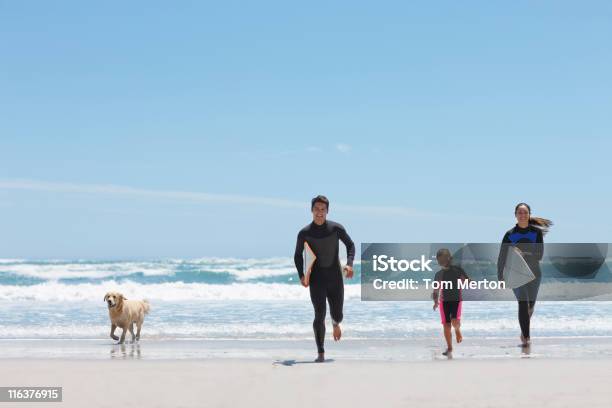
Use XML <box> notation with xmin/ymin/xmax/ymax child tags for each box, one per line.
<box><xmin>294</xmin><ymin>195</ymin><xmax>355</xmax><ymax>362</ymax></box>
<box><xmin>432</xmin><ymin>248</ymin><xmax>469</xmax><ymax>356</ymax></box>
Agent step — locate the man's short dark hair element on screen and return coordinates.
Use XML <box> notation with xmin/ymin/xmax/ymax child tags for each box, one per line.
<box><xmin>311</xmin><ymin>195</ymin><xmax>329</xmax><ymax>210</ymax></box>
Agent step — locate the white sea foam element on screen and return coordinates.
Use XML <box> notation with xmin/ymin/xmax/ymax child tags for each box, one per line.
<box><xmin>0</xmin><ymin>281</ymin><xmax>362</xmax><ymax>301</ymax></box>
<box><xmin>0</xmin><ymin>258</ymin><xmax>300</xmax><ymax>281</ymax></box>
<box><xmin>0</xmin><ymin>262</ymin><xmax>176</xmax><ymax>280</ymax></box>
<box><xmin>0</xmin><ymin>259</ymin><xmax>26</xmax><ymax>264</ymax></box>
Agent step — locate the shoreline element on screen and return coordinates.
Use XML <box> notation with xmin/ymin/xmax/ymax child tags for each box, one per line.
<box><xmin>1</xmin><ymin>336</ymin><xmax>612</xmax><ymax>361</ymax></box>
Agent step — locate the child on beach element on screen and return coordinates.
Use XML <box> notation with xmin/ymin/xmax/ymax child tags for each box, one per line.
<box><xmin>432</xmin><ymin>248</ymin><xmax>469</xmax><ymax>356</ymax></box>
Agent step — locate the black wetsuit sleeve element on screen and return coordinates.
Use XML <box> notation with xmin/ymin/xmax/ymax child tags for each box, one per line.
<box><xmin>337</xmin><ymin>224</ymin><xmax>355</xmax><ymax>267</ymax></box>
<box><xmin>294</xmin><ymin>231</ymin><xmax>305</xmax><ymax>279</ymax></box>
<box><xmin>534</xmin><ymin>228</ymin><xmax>544</xmax><ymax>261</ymax></box>
<box><xmin>497</xmin><ymin>232</ymin><xmax>511</xmax><ymax>281</ymax></box>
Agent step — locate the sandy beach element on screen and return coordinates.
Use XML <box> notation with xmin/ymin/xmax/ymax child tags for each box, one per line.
<box><xmin>2</xmin><ymin>336</ymin><xmax>612</xmax><ymax>408</ymax></box>
<box><xmin>2</xmin><ymin>358</ymin><xmax>610</xmax><ymax>408</ymax></box>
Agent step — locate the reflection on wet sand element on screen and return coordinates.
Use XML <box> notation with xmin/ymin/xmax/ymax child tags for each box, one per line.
<box><xmin>110</xmin><ymin>343</ymin><xmax>142</xmax><ymax>359</ymax></box>
<box><xmin>521</xmin><ymin>343</ymin><xmax>532</xmax><ymax>357</ymax></box>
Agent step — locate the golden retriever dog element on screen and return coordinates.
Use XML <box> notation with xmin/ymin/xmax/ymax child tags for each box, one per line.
<box><xmin>104</xmin><ymin>291</ymin><xmax>150</xmax><ymax>344</ymax></box>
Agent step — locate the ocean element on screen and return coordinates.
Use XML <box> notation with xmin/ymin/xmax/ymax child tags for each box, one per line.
<box><xmin>1</xmin><ymin>257</ymin><xmax>612</xmax><ymax>344</ymax></box>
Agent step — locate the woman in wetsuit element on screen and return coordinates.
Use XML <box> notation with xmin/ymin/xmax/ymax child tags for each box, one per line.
<box><xmin>497</xmin><ymin>203</ymin><xmax>552</xmax><ymax>347</ymax></box>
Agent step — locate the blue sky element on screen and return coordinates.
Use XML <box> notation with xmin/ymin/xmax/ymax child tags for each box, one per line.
<box><xmin>1</xmin><ymin>1</ymin><xmax>611</xmax><ymax>258</ymax></box>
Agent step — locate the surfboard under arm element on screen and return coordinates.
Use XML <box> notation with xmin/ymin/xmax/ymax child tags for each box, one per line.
<box><xmin>503</xmin><ymin>246</ymin><xmax>536</xmax><ymax>289</ymax></box>
<box><xmin>303</xmin><ymin>242</ymin><xmax>316</xmax><ymax>284</ymax></box>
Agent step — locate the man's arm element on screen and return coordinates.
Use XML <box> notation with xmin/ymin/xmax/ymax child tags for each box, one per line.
<box><xmin>337</xmin><ymin>224</ymin><xmax>355</xmax><ymax>267</ymax></box>
<box><xmin>294</xmin><ymin>231</ymin><xmax>305</xmax><ymax>279</ymax></box>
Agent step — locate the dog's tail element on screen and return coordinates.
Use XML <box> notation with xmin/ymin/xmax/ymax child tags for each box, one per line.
<box><xmin>142</xmin><ymin>299</ymin><xmax>151</xmax><ymax>315</ymax></box>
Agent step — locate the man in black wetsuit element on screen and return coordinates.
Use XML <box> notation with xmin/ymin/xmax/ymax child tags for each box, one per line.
<box><xmin>294</xmin><ymin>195</ymin><xmax>355</xmax><ymax>362</ymax></box>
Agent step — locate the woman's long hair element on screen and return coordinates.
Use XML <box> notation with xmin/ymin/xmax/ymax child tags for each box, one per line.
<box><xmin>515</xmin><ymin>202</ymin><xmax>553</xmax><ymax>235</ymax></box>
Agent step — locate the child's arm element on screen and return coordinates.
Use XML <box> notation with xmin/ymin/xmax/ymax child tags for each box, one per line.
<box><xmin>432</xmin><ymin>271</ymin><xmax>442</xmax><ymax>310</ymax></box>
<box><xmin>458</xmin><ymin>266</ymin><xmax>470</xmax><ymax>282</ymax></box>
<box><xmin>432</xmin><ymin>288</ymin><xmax>439</xmax><ymax>310</ymax></box>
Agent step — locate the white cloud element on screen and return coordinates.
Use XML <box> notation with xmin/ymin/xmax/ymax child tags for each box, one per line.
<box><xmin>335</xmin><ymin>143</ymin><xmax>351</xmax><ymax>153</ymax></box>
<box><xmin>0</xmin><ymin>179</ymin><xmax>508</xmax><ymax>223</ymax></box>
<box><xmin>0</xmin><ymin>179</ymin><xmax>445</xmax><ymax>218</ymax></box>
<box><xmin>0</xmin><ymin>179</ymin><xmax>303</xmax><ymax>208</ymax></box>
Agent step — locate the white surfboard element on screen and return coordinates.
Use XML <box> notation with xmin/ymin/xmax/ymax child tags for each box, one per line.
<box><xmin>503</xmin><ymin>246</ymin><xmax>536</xmax><ymax>289</ymax></box>
<box><xmin>303</xmin><ymin>241</ymin><xmax>316</xmax><ymax>285</ymax></box>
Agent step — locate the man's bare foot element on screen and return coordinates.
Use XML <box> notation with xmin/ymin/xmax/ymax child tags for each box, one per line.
<box><xmin>315</xmin><ymin>353</ymin><xmax>325</xmax><ymax>363</ymax></box>
<box><xmin>333</xmin><ymin>324</ymin><xmax>341</xmax><ymax>341</ymax></box>
<box><xmin>455</xmin><ymin>328</ymin><xmax>463</xmax><ymax>343</ymax></box>
<box><xmin>442</xmin><ymin>348</ymin><xmax>453</xmax><ymax>356</ymax></box>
